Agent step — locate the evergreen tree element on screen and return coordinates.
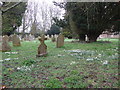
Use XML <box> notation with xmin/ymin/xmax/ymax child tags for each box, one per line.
<box><xmin>2</xmin><ymin>2</ymin><xmax>27</xmax><ymax>35</ymax></box>
<box><xmin>53</xmin><ymin>2</ymin><xmax>119</xmax><ymax>42</ymax></box>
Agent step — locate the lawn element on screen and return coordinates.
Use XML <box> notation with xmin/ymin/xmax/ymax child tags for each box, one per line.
<box><xmin>1</xmin><ymin>38</ymin><xmax>119</xmax><ymax>88</ymax></box>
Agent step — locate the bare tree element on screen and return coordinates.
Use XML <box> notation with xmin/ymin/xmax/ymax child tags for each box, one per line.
<box><xmin>21</xmin><ymin>1</ymin><xmax>64</xmax><ymax>36</ymax></box>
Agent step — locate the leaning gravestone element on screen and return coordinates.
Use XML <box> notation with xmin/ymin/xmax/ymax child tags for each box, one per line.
<box><xmin>0</xmin><ymin>36</ymin><xmax>11</xmax><ymax>52</ymax></box>
<box><xmin>12</xmin><ymin>34</ymin><xmax>21</xmax><ymax>46</ymax></box>
<box><xmin>56</xmin><ymin>33</ymin><xmax>64</xmax><ymax>48</ymax></box>
<box><xmin>36</xmin><ymin>34</ymin><xmax>47</xmax><ymax>57</ymax></box>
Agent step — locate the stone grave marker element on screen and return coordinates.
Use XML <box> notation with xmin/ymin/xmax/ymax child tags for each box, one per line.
<box><xmin>0</xmin><ymin>36</ymin><xmax>2</xmax><ymax>42</ymax></box>
<box><xmin>24</xmin><ymin>35</ymin><xmax>29</xmax><ymax>41</ymax></box>
<box><xmin>3</xmin><ymin>35</ymin><xmax>9</xmax><ymax>42</ymax></box>
<box><xmin>0</xmin><ymin>36</ymin><xmax>11</xmax><ymax>52</ymax></box>
<box><xmin>47</xmin><ymin>35</ymin><xmax>50</xmax><ymax>40</ymax></box>
<box><xmin>12</xmin><ymin>34</ymin><xmax>21</xmax><ymax>46</ymax></box>
<box><xmin>36</xmin><ymin>34</ymin><xmax>47</xmax><ymax>57</ymax></box>
<box><xmin>29</xmin><ymin>34</ymin><xmax>35</xmax><ymax>41</ymax></box>
<box><xmin>9</xmin><ymin>35</ymin><xmax>13</xmax><ymax>42</ymax></box>
<box><xmin>56</xmin><ymin>33</ymin><xmax>64</xmax><ymax>48</ymax></box>
<box><xmin>18</xmin><ymin>35</ymin><xmax>22</xmax><ymax>41</ymax></box>
<box><xmin>51</xmin><ymin>35</ymin><xmax>56</xmax><ymax>42</ymax></box>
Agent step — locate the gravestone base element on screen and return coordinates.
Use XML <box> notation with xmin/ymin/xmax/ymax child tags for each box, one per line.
<box><xmin>0</xmin><ymin>36</ymin><xmax>11</xmax><ymax>52</ymax></box>
<box><xmin>36</xmin><ymin>52</ymin><xmax>48</xmax><ymax>57</ymax></box>
<box><xmin>13</xmin><ymin>44</ymin><xmax>21</xmax><ymax>46</ymax></box>
<box><xmin>0</xmin><ymin>49</ymin><xmax>11</xmax><ymax>52</ymax></box>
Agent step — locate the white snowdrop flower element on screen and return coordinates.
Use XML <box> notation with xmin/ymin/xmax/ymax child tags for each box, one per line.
<box><xmin>95</xmin><ymin>57</ymin><xmax>98</xmax><ymax>59</ymax></box>
<box><xmin>103</xmin><ymin>60</ymin><xmax>108</xmax><ymax>65</ymax></box>
<box><xmin>17</xmin><ymin>67</ymin><xmax>21</xmax><ymax>70</ymax></box>
<box><xmin>86</xmin><ymin>58</ymin><xmax>93</xmax><ymax>61</ymax></box>
<box><xmin>31</xmin><ymin>64</ymin><xmax>34</xmax><ymax>67</ymax></box>
<box><xmin>4</xmin><ymin>58</ymin><xmax>11</xmax><ymax>61</ymax></box>
<box><xmin>5</xmin><ymin>52</ymin><xmax>11</xmax><ymax>54</ymax></box>
<box><xmin>70</xmin><ymin>61</ymin><xmax>76</xmax><ymax>65</ymax></box>
<box><xmin>98</xmin><ymin>54</ymin><xmax>101</xmax><ymax>56</ymax></box>
<box><xmin>0</xmin><ymin>60</ymin><xmax>3</xmax><ymax>62</ymax></box>
<box><xmin>12</xmin><ymin>52</ymin><xmax>18</xmax><ymax>54</ymax></box>
<box><xmin>58</xmin><ymin>54</ymin><xmax>62</xmax><ymax>57</ymax></box>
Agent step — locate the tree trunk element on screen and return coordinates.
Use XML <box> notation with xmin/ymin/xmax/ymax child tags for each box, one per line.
<box><xmin>22</xmin><ymin>14</ymin><xmax>26</xmax><ymax>39</ymax></box>
<box><xmin>78</xmin><ymin>34</ymin><xmax>86</xmax><ymax>42</ymax></box>
<box><xmin>87</xmin><ymin>34</ymin><xmax>100</xmax><ymax>42</ymax></box>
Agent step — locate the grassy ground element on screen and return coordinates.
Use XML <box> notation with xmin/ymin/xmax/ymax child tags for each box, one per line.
<box><xmin>1</xmin><ymin>38</ymin><xmax>119</xmax><ymax>88</ymax></box>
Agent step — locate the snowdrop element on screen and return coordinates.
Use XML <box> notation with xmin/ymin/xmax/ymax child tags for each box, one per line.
<box><xmin>4</xmin><ymin>52</ymin><xmax>18</xmax><ymax>54</ymax></box>
<box><xmin>86</xmin><ymin>58</ymin><xmax>94</xmax><ymax>61</ymax></box>
<box><xmin>5</xmin><ymin>52</ymin><xmax>11</xmax><ymax>54</ymax></box>
<box><xmin>70</xmin><ymin>61</ymin><xmax>76</xmax><ymax>65</ymax></box>
<box><xmin>17</xmin><ymin>67</ymin><xmax>21</xmax><ymax>70</ymax></box>
<box><xmin>11</xmin><ymin>52</ymin><xmax>18</xmax><ymax>54</ymax></box>
<box><xmin>103</xmin><ymin>60</ymin><xmax>108</xmax><ymax>65</ymax></box>
<box><xmin>17</xmin><ymin>65</ymin><xmax>34</xmax><ymax>71</ymax></box>
<box><xmin>4</xmin><ymin>58</ymin><xmax>11</xmax><ymax>61</ymax></box>
<box><xmin>4</xmin><ymin>58</ymin><xmax>19</xmax><ymax>61</ymax></box>
<box><xmin>0</xmin><ymin>60</ymin><xmax>3</xmax><ymax>62</ymax></box>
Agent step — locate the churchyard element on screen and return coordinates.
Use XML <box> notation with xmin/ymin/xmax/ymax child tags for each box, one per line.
<box><xmin>1</xmin><ymin>1</ymin><xmax>119</xmax><ymax>89</ymax></box>
<box><xmin>0</xmin><ymin>35</ymin><xmax>119</xmax><ymax>88</ymax></box>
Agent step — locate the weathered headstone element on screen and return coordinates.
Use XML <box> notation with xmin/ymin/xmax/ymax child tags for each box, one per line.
<box><xmin>12</xmin><ymin>34</ymin><xmax>21</xmax><ymax>46</ymax></box>
<box><xmin>47</xmin><ymin>35</ymin><xmax>50</xmax><ymax>40</ymax></box>
<box><xmin>8</xmin><ymin>35</ymin><xmax>13</xmax><ymax>42</ymax></box>
<box><xmin>29</xmin><ymin>34</ymin><xmax>35</xmax><ymax>41</ymax></box>
<box><xmin>24</xmin><ymin>35</ymin><xmax>29</xmax><ymax>41</ymax></box>
<box><xmin>18</xmin><ymin>35</ymin><xmax>22</xmax><ymax>41</ymax></box>
<box><xmin>3</xmin><ymin>35</ymin><xmax>9</xmax><ymax>42</ymax></box>
<box><xmin>0</xmin><ymin>36</ymin><xmax>11</xmax><ymax>52</ymax></box>
<box><xmin>51</xmin><ymin>35</ymin><xmax>56</xmax><ymax>42</ymax></box>
<box><xmin>36</xmin><ymin>34</ymin><xmax>47</xmax><ymax>57</ymax></box>
<box><xmin>56</xmin><ymin>33</ymin><xmax>64</xmax><ymax>48</ymax></box>
<box><xmin>0</xmin><ymin>36</ymin><xmax>2</xmax><ymax>42</ymax></box>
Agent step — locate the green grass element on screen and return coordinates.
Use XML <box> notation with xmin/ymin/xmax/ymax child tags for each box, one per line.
<box><xmin>1</xmin><ymin>38</ymin><xmax>119</xmax><ymax>88</ymax></box>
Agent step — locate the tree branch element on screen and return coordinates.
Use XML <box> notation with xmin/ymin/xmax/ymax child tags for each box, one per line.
<box><xmin>2</xmin><ymin>2</ymin><xmax>22</xmax><ymax>14</ymax></box>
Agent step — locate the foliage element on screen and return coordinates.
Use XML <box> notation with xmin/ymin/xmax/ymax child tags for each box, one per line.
<box><xmin>53</xmin><ymin>2</ymin><xmax>119</xmax><ymax>42</ymax></box>
<box><xmin>22</xmin><ymin>60</ymin><xmax>36</xmax><ymax>66</ymax></box>
<box><xmin>42</xmin><ymin>78</ymin><xmax>62</xmax><ymax>88</ymax></box>
<box><xmin>47</xmin><ymin>23</ymin><xmax>60</xmax><ymax>35</ymax></box>
<box><xmin>2</xmin><ymin>2</ymin><xmax>27</xmax><ymax>35</ymax></box>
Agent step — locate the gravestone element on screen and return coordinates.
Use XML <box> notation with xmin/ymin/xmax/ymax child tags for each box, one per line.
<box><xmin>51</xmin><ymin>35</ymin><xmax>56</xmax><ymax>42</ymax></box>
<box><xmin>56</xmin><ymin>33</ymin><xmax>64</xmax><ymax>48</ymax></box>
<box><xmin>12</xmin><ymin>34</ymin><xmax>21</xmax><ymax>46</ymax></box>
<box><xmin>18</xmin><ymin>35</ymin><xmax>22</xmax><ymax>41</ymax></box>
<box><xmin>29</xmin><ymin>34</ymin><xmax>35</xmax><ymax>41</ymax></box>
<box><xmin>0</xmin><ymin>36</ymin><xmax>11</xmax><ymax>52</ymax></box>
<box><xmin>0</xmin><ymin>36</ymin><xmax>2</xmax><ymax>42</ymax></box>
<box><xmin>36</xmin><ymin>34</ymin><xmax>47</xmax><ymax>57</ymax></box>
<box><xmin>24</xmin><ymin>35</ymin><xmax>29</xmax><ymax>41</ymax></box>
<box><xmin>3</xmin><ymin>35</ymin><xmax>9</xmax><ymax>42</ymax></box>
<box><xmin>9</xmin><ymin>35</ymin><xmax>13</xmax><ymax>42</ymax></box>
<box><xmin>47</xmin><ymin>35</ymin><xmax>50</xmax><ymax>40</ymax></box>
